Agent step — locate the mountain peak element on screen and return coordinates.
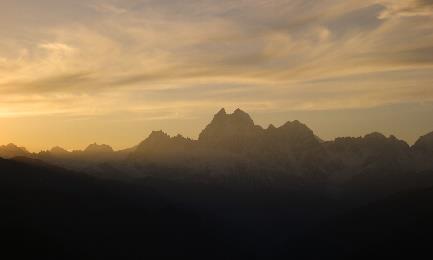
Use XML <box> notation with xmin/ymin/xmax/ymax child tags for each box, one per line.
<box><xmin>268</xmin><ymin>124</ymin><xmax>276</xmax><ymax>130</ymax></box>
<box><xmin>148</xmin><ymin>130</ymin><xmax>171</xmax><ymax>141</ymax></box>
<box><xmin>133</xmin><ymin>130</ymin><xmax>193</xmax><ymax>156</ymax></box>
<box><xmin>50</xmin><ymin>146</ymin><xmax>69</xmax><ymax>154</ymax></box>
<box><xmin>0</xmin><ymin>143</ymin><xmax>31</xmax><ymax>159</ymax></box>
<box><xmin>199</xmin><ymin>108</ymin><xmax>258</xmax><ymax>142</ymax></box>
<box><xmin>232</xmin><ymin>108</ymin><xmax>253</xmax><ymax>122</ymax></box>
<box><xmin>269</xmin><ymin>120</ymin><xmax>319</xmax><ymax>148</ymax></box>
<box><xmin>84</xmin><ymin>143</ymin><xmax>114</xmax><ymax>153</ymax></box>
<box><xmin>364</xmin><ymin>132</ymin><xmax>387</xmax><ymax>140</ymax></box>
<box><xmin>210</xmin><ymin>108</ymin><xmax>254</xmax><ymax>124</ymax></box>
<box><xmin>233</xmin><ymin>108</ymin><xmax>245</xmax><ymax>114</ymax></box>
<box><xmin>413</xmin><ymin>131</ymin><xmax>433</xmax><ymax>152</ymax></box>
<box><xmin>216</xmin><ymin>108</ymin><xmax>227</xmax><ymax>116</ymax></box>
<box><xmin>280</xmin><ymin>120</ymin><xmax>313</xmax><ymax>134</ymax></box>
<box><xmin>2</xmin><ymin>143</ymin><xmax>29</xmax><ymax>152</ymax></box>
<box><xmin>3</xmin><ymin>143</ymin><xmax>28</xmax><ymax>151</ymax></box>
<box><xmin>137</xmin><ymin>131</ymin><xmax>172</xmax><ymax>149</ymax></box>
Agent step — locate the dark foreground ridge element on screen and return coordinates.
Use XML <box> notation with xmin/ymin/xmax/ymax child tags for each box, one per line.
<box><xmin>1</xmin><ymin>108</ymin><xmax>433</xmax><ymax>259</ymax></box>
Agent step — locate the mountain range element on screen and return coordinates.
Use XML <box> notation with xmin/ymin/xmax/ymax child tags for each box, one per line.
<box><xmin>2</xmin><ymin>108</ymin><xmax>433</xmax><ymax>198</ymax></box>
<box><xmin>2</xmin><ymin>108</ymin><xmax>433</xmax><ymax>259</ymax></box>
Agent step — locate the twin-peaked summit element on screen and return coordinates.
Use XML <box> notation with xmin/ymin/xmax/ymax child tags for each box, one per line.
<box><xmin>130</xmin><ymin>108</ymin><xmax>330</xmax><ymax>178</ymax></box>
<box><xmin>1</xmin><ymin>108</ymin><xmax>433</xmax><ymax>184</ymax></box>
<box><xmin>204</xmin><ymin>108</ymin><xmax>255</xmax><ymax>131</ymax></box>
<box><xmin>128</xmin><ymin>108</ymin><xmax>433</xmax><ymax>183</ymax></box>
<box><xmin>198</xmin><ymin>108</ymin><xmax>316</xmax><ymax>144</ymax></box>
<box><xmin>199</xmin><ymin>108</ymin><xmax>264</xmax><ymax>147</ymax></box>
<box><xmin>1</xmin><ymin>108</ymin><xmax>433</xmax><ymax>201</ymax></box>
<box><xmin>135</xmin><ymin>108</ymin><xmax>319</xmax><ymax>153</ymax></box>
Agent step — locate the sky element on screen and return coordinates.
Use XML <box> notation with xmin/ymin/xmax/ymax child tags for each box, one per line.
<box><xmin>1</xmin><ymin>0</ymin><xmax>433</xmax><ymax>151</ymax></box>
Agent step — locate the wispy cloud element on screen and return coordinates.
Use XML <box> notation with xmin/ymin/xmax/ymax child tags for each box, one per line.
<box><xmin>0</xmin><ymin>0</ymin><xmax>432</xmax><ymax>118</ymax></box>
<box><xmin>39</xmin><ymin>42</ymin><xmax>76</xmax><ymax>53</ymax></box>
<box><xmin>379</xmin><ymin>0</ymin><xmax>433</xmax><ymax>18</ymax></box>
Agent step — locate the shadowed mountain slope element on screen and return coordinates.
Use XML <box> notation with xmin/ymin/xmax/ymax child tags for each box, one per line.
<box><xmin>2</xmin><ymin>108</ymin><xmax>433</xmax><ymax>200</ymax></box>
<box><xmin>291</xmin><ymin>183</ymin><xmax>433</xmax><ymax>259</ymax></box>
<box><xmin>0</xmin><ymin>157</ymin><xmax>221</xmax><ymax>259</ymax></box>
<box><xmin>2</xmin><ymin>109</ymin><xmax>433</xmax><ymax>259</ymax></box>
<box><xmin>2</xmin><ymin>155</ymin><xmax>433</xmax><ymax>259</ymax></box>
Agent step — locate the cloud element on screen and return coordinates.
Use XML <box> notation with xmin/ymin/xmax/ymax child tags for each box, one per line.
<box><xmin>0</xmin><ymin>0</ymin><xmax>433</xmax><ymax>120</ymax></box>
<box><xmin>39</xmin><ymin>42</ymin><xmax>76</xmax><ymax>53</ymax></box>
<box><xmin>1</xmin><ymin>72</ymin><xmax>95</xmax><ymax>94</ymax></box>
<box><xmin>379</xmin><ymin>0</ymin><xmax>433</xmax><ymax>18</ymax></box>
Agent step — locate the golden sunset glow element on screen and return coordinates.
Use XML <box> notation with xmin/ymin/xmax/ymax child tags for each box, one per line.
<box><xmin>1</xmin><ymin>0</ymin><xmax>433</xmax><ymax>151</ymax></box>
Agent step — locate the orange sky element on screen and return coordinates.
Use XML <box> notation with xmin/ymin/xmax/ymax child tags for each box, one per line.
<box><xmin>1</xmin><ymin>0</ymin><xmax>433</xmax><ymax>151</ymax></box>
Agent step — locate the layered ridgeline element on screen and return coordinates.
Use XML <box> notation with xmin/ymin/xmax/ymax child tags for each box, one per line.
<box><xmin>1</xmin><ymin>108</ymin><xmax>433</xmax><ymax>194</ymax></box>
<box><xmin>2</xmin><ymin>108</ymin><xmax>433</xmax><ymax>258</ymax></box>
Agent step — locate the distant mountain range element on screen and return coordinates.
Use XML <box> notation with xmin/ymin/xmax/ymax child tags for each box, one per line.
<box><xmin>1</xmin><ymin>108</ymin><xmax>433</xmax><ymax>199</ymax></box>
<box><xmin>2</xmin><ymin>108</ymin><xmax>433</xmax><ymax>259</ymax></box>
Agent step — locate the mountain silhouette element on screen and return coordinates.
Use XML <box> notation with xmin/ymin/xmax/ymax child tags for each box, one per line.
<box><xmin>413</xmin><ymin>131</ymin><xmax>433</xmax><ymax>153</ymax></box>
<box><xmin>2</xmin><ymin>108</ymin><xmax>433</xmax><ymax>197</ymax></box>
<box><xmin>2</xmin><ymin>108</ymin><xmax>433</xmax><ymax>259</ymax></box>
<box><xmin>0</xmin><ymin>143</ymin><xmax>32</xmax><ymax>159</ymax></box>
<box><xmin>0</xmin><ymin>157</ymin><xmax>217</xmax><ymax>259</ymax></box>
<box><xmin>84</xmin><ymin>143</ymin><xmax>114</xmax><ymax>154</ymax></box>
<box><xmin>50</xmin><ymin>146</ymin><xmax>69</xmax><ymax>155</ymax></box>
<box><xmin>199</xmin><ymin>108</ymin><xmax>261</xmax><ymax>146</ymax></box>
<box><xmin>2</xmin><ymin>151</ymin><xmax>433</xmax><ymax>259</ymax></box>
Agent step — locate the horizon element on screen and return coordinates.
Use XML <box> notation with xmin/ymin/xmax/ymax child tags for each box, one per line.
<box><xmin>1</xmin><ymin>1</ymin><xmax>433</xmax><ymax>151</ymax></box>
<box><xmin>2</xmin><ymin>107</ymin><xmax>433</xmax><ymax>153</ymax></box>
